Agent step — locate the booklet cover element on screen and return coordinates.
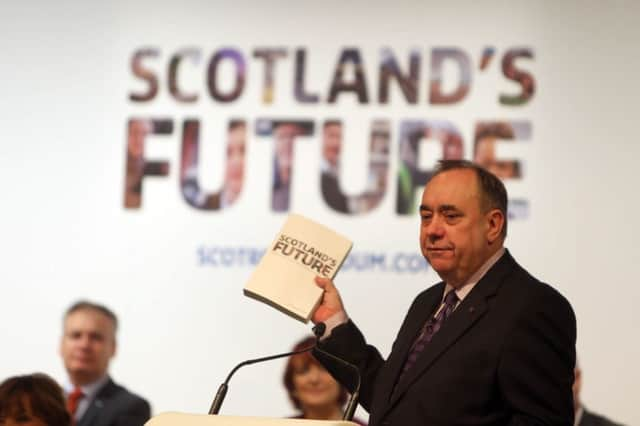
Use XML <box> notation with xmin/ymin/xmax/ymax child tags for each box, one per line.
<box><xmin>243</xmin><ymin>213</ymin><xmax>353</xmax><ymax>323</ymax></box>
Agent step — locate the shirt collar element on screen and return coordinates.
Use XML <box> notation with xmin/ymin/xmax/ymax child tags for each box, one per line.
<box><xmin>444</xmin><ymin>247</ymin><xmax>505</xmax><ymax>303</ymax></box>
<box><xmin>64</xmin><ymin>374</ymin><xmax>109</xmax><ymax>400</ymax></box>
<box><xmin>574</xmin><ymin>406</ymin><xmax>583</xmax><ymax>426</ymax></box>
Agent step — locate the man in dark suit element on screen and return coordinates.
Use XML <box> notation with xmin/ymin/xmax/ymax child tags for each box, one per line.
<box><xmin>312</xmin><ymin>160</ymin><xmax>576</xmax><ymax>425</ymax></box>
<box><xmin>60</xmin><ymin>301</ymin><xmax>151</xmax><ymax>426</ymax></box>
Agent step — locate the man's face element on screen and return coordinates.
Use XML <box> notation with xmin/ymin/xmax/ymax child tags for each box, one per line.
<box><xmin>274</xmin><ymin>124</ymin><xmax>301</xmax><ymax>183</ymax></box>
<box><xmin>322</xmin><ymin>124</ymin><xmax>342</xmax><ymax>168</ymax></box>
<box><xmin>419</xmin><ymin>169</ymin><xmax>496</xmax><ymax>286</ymax></box>
<box><xmin>274</xmin><ymin>124</ymin><xmax>300</xmax><ymax>167</ymax></box>
<box><xmin>60</xmin><ymin>309</ymin><xmax>116</xmax><ymax>385</ymax></box>
<box><xmin>474</xmin><ymin>137</ymin><xmax>518</xmax><ymax>179</ymax></box>
<box><xmin>224</xmin><ymin>124</ymin><xmax>246</xmax><ymax>198</ymax></box>
<box><xmin>128</xmin><ymin>120</ymin><xmax>149</xmax><ymax>158</ymax></box>
<box><xmin>473</xmin><ymin>137</ymin><xmax>496</xmax><ymax>168</ymax></box>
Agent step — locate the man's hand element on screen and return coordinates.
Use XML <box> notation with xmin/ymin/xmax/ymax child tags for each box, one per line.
<box><xmin>312</xmin><ymin>276</ymin><xmax>346</xmax><ymax>324</ymax></box>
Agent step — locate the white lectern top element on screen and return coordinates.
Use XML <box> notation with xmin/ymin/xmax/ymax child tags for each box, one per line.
<box><xmin>146</xmin><ymin>412</ymin><xmax>359</xmax><ymax>426</ymax></box>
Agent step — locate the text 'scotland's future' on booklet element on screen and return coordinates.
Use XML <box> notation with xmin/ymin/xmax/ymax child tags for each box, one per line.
<box><xmin>243</xmin><ymin>214</ymin><xmax>353</xmax><ymax>323</ymax></box>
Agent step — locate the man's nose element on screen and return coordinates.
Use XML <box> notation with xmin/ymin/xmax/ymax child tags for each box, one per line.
<box><xmin>77</xmin><ymin>335</ymin><xmax>92</xmax><ymax>348</ymax></box>
<box><xmin>426</xmin><ymin>217</ymin><xmax>445</xmax><ymax>240</ymax></box>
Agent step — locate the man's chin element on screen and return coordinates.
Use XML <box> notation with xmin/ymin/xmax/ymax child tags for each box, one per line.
<box><xmin>69</xmin><ymin>365</ymin><xmax>95</xmax><ymax>376</ymax></box>
<box><xmin>68</xmin><ymin>368</ymin><xmax>103</xmax><ymax>385</ymax></box>
<box><xmin>427</xmin><ymin>256</ymin><xmax>452</xmax><ymax>267</ymax></box>
<box><xmin>429</xmin><ymin>261</ymin><xmax>455</xmax><ymax>278</ymax></box>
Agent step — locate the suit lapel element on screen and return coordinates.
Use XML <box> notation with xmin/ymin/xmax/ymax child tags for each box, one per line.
<box><xmin>384</xmin><ymin>250</ymin><xmax>516</xmax><ymax>412</ymax></box>
<box><xmin>78</xmin><ymin>378</ymin><xmax>115</xmax><ymax>426</ymax></box>
<box><xmin>78</xmin><ymin>398</ymin><xmax>101</xmax><ymax>426</ymax></box>
<box><xmin>387</xmin><ymin>288</ymin><xmax>489</xmax><ymax>408</ymax></box>
<box><xmin>374</xmin><ymin>283</ymin><xmax>444</xmax><ymax>408</ymax></box>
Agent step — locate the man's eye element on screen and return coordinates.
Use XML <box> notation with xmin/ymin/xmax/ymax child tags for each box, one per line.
<box><xmin>90</xmin><ymin>333</ymin><xmax>104</xmax><ymax>342</ymax></box>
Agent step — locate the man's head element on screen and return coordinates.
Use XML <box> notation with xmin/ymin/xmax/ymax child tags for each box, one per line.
<box><xmin>59</xmin><ymin>301</ymin><xmax>118</xmax><ymax>386</ymax></box>
<box><xmin>274</xmin><ymin>124</ymin><xmax>301</xmax><ymax>165</ymax></box>
<box><xmin>223</xmin><ymin>120</ymin><xmax>247</xmax><ymax>202</ymax></box>
<box><xmin>322</xmin><ymin>121</ymin><xmax>342</xmax><ymax>169</ymax></box>
<box><xmin>419</xmin><ymin>160</ymin><xmax>507</xmax><ymax>287</ymax></box>
<box><xmin>127</xmin><ymin>120</ymin><xmax>151</xmax><ymax>158</ymax></box>
<box><xmin>473</xmin><ymin>123</ymin><xmax>518</xmax><ymax>179</ymax></box>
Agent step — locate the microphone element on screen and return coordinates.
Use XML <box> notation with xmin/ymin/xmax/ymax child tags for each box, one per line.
<box><xmin>312</xmin><ymin>322</ymin><xmax>362</xmax><ymax>422</ymax></box>
<box><xmin>208</xmin><ymin>345</ymin><xmax>314</xmax><ymax>415</ymax></box>
<box><xmin>208</xmin><ymin>324</ymin><xmax>361</xmax><ymax>422</ymax></box>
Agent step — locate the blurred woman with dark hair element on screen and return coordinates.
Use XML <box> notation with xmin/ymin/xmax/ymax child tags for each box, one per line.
<box><xmin>283</xmin><ymin>336</ymin><xmax>366</xmax><ymax>425</ymax></box>
<box><xmin>0</xmin><ymin>373</ymin><xmax>71</xmax><ymax>426</ymax></box>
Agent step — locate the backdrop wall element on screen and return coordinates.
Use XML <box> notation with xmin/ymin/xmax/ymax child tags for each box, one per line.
<box><xmin>1</xmin><ymin>1</ymin><xmax>638</xmax><ymax>424</ymax></box>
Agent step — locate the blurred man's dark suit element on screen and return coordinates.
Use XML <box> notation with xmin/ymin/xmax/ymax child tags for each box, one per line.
<box><xmin>579</xmin><ymin>408</ymin><xmax>625</xmax><ymax>426</ymax></box>
<box><xmin>78</xmin><ymin>378</ymin><xmax>150</xmax><ymax>426</ymax></box>
<box><xmin>316</xmin><ymin>250</ymin><xmax>576</xmax><ymax>426</ymax></box>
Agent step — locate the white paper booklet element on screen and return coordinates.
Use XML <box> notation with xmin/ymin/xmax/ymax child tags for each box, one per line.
<box><xmin>243</xmin><ymin>214</ymin><xmax>353</xmax><ymax>323</ymax></box>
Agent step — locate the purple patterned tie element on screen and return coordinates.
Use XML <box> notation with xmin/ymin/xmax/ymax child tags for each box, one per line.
<box><xmin>398</xmin><ymin>289</ymin><xmax>459</xmax><ymax>380</ymax></box>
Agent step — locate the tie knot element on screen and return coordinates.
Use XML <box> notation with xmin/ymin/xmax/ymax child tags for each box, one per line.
<box><xmin>67</xmin><ymin>386</ymin><xmax>85</xmax><ymax>421</ymax></box>
<box><xmin>444</xmin><ymin>290</ymin><xmax>458</xmax><ymax>307</ymax></box>
<box><xmin>68</xmin><ymin>386</ymin><xmax>84</xmax><ymax>403</ymax></box>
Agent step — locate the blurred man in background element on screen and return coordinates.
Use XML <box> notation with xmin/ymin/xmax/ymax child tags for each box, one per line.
<box><xmin>60</xmin><ymin>301</ymin><xmax>150</xmax><ymax>426</ymax></box>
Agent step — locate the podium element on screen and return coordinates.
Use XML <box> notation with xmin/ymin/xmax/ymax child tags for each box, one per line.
<box><xmin>146</xmin><ymin>412</ymin><xmax>359</xmax><ymax>426</ymax></box>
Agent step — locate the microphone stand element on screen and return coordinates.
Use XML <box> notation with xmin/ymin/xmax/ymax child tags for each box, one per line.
<box><xmin>208</xmin><ymin>322</ymin><xmax>361</xmax><ymax>422</ymax></box>
<box><xmin>208</xmin><ymin>346</ymin><xmax>313</xmax><ymax>415</ymax></box>
<box><xmin>312</xmin><ymin>323</ymin><xmax>361</xmax><ymax>422</ymax></box>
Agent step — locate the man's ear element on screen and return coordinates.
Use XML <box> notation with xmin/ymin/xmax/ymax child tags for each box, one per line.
<box><xmin>486</xmin><ymin>209</ymin><xmax>505</xmax><ymax>244</ymax></box>
<box><xmin>110</xmin><ymin>336</ymin><xmax>117</xmax><ymax>359</ymax></box>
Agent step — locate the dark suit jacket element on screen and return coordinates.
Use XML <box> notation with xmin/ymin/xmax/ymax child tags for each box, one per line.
<box><xmin>78</xmin><ymin>378</ymin><xmax>151</xmax><ymax>426</ymax></box>
<box><xmin>579</xmin><ymin>408</ymin><xmax>625</xmax><ymax>426</ymax></box>
<box><xmin>316</xmin><ymin>250</ymin><xmax>576</xmax><ymax>426</ymax></box>
<box><xmin>321</xmin><ymin>171</ymin><xmax>349</xmax><ymax>213</ymax></box>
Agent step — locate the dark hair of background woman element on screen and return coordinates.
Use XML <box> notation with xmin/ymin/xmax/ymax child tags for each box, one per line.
<box><xmin>0</xmin><ymin>373</ymin><xmax>71</xmax><ymax>426</ymax></box>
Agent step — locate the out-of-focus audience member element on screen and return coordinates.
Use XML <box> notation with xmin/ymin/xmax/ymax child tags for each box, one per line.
<box><xmin>573</xmin><ymin>362</ymin><xmax>626</xmax><ymax>426</ymax></box>
<box><xmin>283</xmin><ymin>336</ymin><xmax>367</xmax><ymax>425</ymax></box>
<box><xmin>0</xmin><ymin>373</ymin><xmax>71</xmax><ymax>426</ymax></box>
<box><xmin>60</xmin><ymin>300</ymin><xmax>150</xmax><ymax>426</ymax></box>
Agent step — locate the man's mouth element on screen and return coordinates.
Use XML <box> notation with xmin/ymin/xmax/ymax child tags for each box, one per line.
<box><xmin>426</xmin><ymin>247</ymin><xmax>454</xmax><ymax>258</ymax></box>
